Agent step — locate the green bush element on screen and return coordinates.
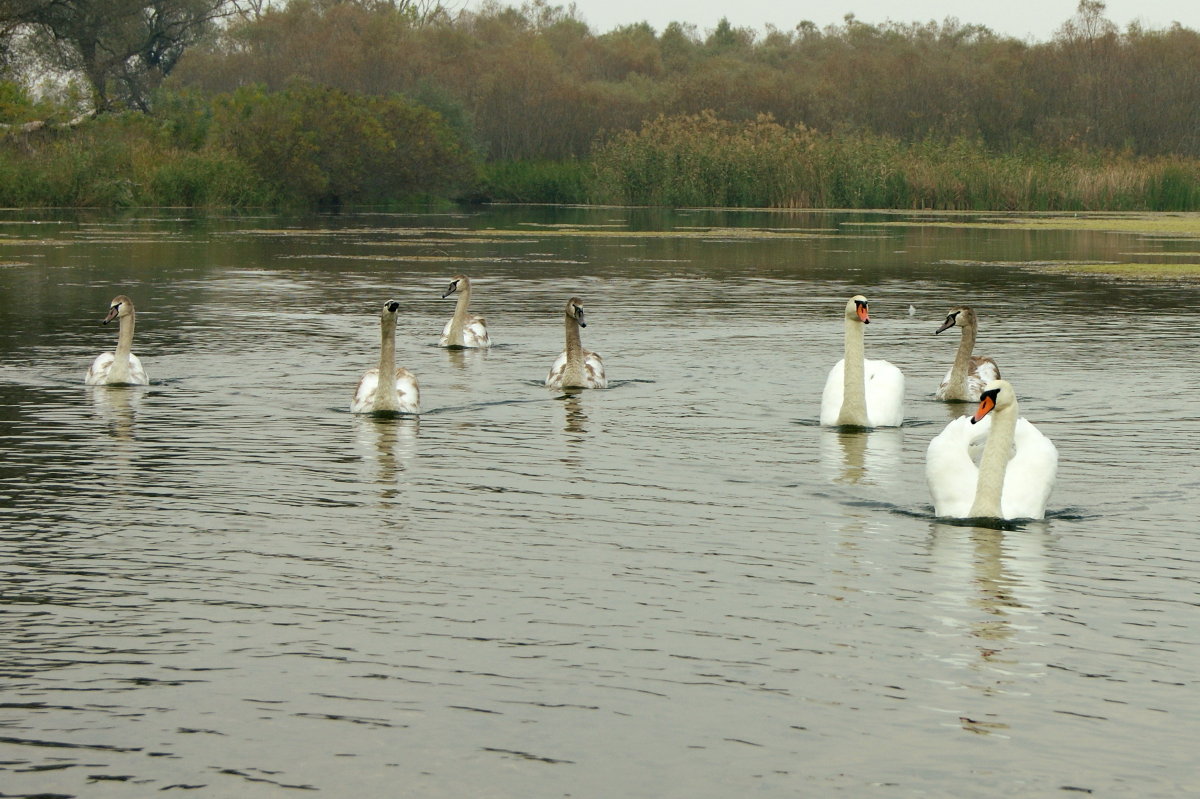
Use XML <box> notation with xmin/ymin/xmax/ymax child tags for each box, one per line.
<box><xmin>211</xmin><ymin>81</ymin><xmax>479</xmax><ymax>205</ymax></box>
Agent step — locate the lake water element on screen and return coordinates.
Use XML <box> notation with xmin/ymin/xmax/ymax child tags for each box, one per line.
<box><xmin>1</xmin><ymin>206</ymin><xmax>1197</xmax><ymax>797</ymax></box>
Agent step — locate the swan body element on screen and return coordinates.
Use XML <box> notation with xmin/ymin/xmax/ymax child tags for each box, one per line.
<box><xmin>85</xmin><ymin>295</ymin><xmax>149</xmax><ymax>386</ymax></box>
<box><xmin>926</xmin><ymin>379</ymin><xmax>1057</xmax><ymax>520</ymax></box>
<box><xmin>820</xmin><ymin>295</ymin><xmax>904</xmax><ymax>427</ymax></box>
<box><xmin>439</xmin><ymin>274</ymin><xmax>491</xmax><ymax>348</ymax></box>
<box><xmin>546</xmin><ymin>297</ymin><xmax>606</xmax><ymax>389</ymax></box>
<box><xmin>935</xmin><ymin>306</ymin><xmax>1000</xmax><ymax>402</ymax></box>
<box><xmin>352</xmin><ymin>300</ymin><xmax>420</xmax><ymax>414</ymax></box>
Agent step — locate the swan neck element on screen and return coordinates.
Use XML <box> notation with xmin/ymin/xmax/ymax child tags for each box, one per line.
<box><xmin>375</xmin><ymin>314</ymin><xmax>400</xmax><ymax>409</ymax></box>
<box><xmin>115</xmin><ymin>312</ymin><xmax>135</xmax><ymax>360</ymax></box>
<box><xmin>105</xmin><ymin>311</ymin><xmax>135</xmax><ymax>382</ymax></box>
<box><xmin>562</xmin><ymin>314</ymin><xmax>585</xmax><ymax>384</ymax></box>
<box><xmin>446</xmin><ymin>285</ymin><xmax>471</xmax><ymax>342</ymax></box>
<box><xmin>838</xmin><ymin>317</ymin><xmax>868</xmax><ymax>425</ymax></box>
<box><xmin>970</xmin><ymin>400</ymin><xmax>1018</xmax><ymax>518</ymax></box>
<box><xmin>947</xmin><ymin>322</ymin><xmax>977</xmax><ymax>395</ymax></box>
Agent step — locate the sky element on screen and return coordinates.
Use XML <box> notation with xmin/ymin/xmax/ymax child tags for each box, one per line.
<box><xmin>474</xmin><ymin>0</ymin><xmax>1200</xmax><ymax>41</ymax></box>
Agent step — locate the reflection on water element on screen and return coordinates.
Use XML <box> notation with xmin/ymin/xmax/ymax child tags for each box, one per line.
<box><xmin>560</xmin><ymin>390</ymin><xmax>588</xmax><ymax>435</ymax></box>
<box><xmin>821</xmin><ymin>427</ymin><xmax>904</xmax><ymax>487</ymax></box>
<box><xmin>1</xmin><ymin>208</ymin><xmax>1198</xmax><ymax>797</ymax></box>
<box><xmin>353</xmin><ymin>414</ymin><xmax>418</xmax><ymax>506</ymax></box>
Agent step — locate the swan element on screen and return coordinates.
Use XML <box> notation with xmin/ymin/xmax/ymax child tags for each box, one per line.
<box><xmin>546</xmin><ymin>297</ymin><xmax>607</xmax><ymax>389</ymax></box>
<box><xmin>935</xmin><ymin>306</ymin><xmax>1001</xmax><ymax>402</ymax></box>
<box><xmin>926</xmin><ymin>379</ymin><xmax>1057</xmax><ymax>520</ymax></box>
<box><xmin>351</xmin><ymin>300</ymin><xmax>420</xmax><ymax>414</ymax></box>
<box><xmin>820</xmin><ymin>295</ymin><xmax>904</xmax><ymax>427</ymax></box>
<box><xmin>439</xmin><ymin>274</ymin><xmax>491</xmax><ymax>348</ymax></box>
<box><xmin>85</xmin><ymin>295</ymin><xmax>149</xmax><ymax>386</ymax></box>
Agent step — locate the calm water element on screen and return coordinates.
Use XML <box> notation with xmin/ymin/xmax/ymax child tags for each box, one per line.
<box><xmin>1</xmin><ymin>207</ymin><xmax>1197</xmax><ymax>797</ymax></box>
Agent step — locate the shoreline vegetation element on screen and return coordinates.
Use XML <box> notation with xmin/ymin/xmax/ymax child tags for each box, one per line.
<box><xmin>3</xmin><ymin>1</ymin><xmax>1200</xmax><ymax>219</ymax></box>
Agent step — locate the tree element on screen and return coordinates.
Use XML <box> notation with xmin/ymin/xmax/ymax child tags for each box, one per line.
<box><xmin>1</xmin><ymin>0</ymin><xmax>233</xmax><ymax>112</ymax></box>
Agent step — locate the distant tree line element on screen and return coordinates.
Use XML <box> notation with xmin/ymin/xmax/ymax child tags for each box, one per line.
<box><xmin>3</xmin><ymin>0</ymin><xmax>1200</xmax><ymax>208</ymax></box>
<box><xmin>168</xmin><ymin>0</ymin><xmax>1200</xmax><ymax>160</ymax></box>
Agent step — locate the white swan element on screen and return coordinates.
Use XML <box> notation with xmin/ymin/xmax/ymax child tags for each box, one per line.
<box><xmin>820</xmin><ymin>295</ymin><xmax>904</xmax><ymax>427</ymax></box>
<box><xmin>351</xmin><ymin>300</ymin><xmax>420</xmax><ymax>414</ymax></box>
<box><xmin>85</xmin><ymin>295</ymin><xmax>149</xmax><ymax>386</ymax></box>
<box><xmin>546</xmin><ymin>297</ymin><xmax>607</xmax><ymax>389</ymax></box>
<box><xmin>926</xmin><ymin>379</ymin><xmax>1057</xmax><ymax>520</ymax></box>
<box><xmin>935</xmin><ymin>306</ymin><xmax>1001</xmax><ymax>402</ymax></box>
<box><xmin>439</xmin><ymin>274</ymin><xmax>491</xmax><ymax>348</ymax></box>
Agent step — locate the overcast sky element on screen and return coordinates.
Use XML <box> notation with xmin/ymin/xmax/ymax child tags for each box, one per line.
<box><xmin>471</xmin><ymin>1</ymin><xmax>1200</xmax><ymax>41</ymax></box>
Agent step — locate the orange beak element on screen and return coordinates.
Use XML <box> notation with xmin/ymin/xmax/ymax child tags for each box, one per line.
<box><xmin>856</xmin><ymin>303</ymin><xmax>870</xmax><ymax>324</ymax></box>
<box><xmin>971</xmin><ymin>394</ymin><xmax>996</xmax><ymax>424</ymax></box>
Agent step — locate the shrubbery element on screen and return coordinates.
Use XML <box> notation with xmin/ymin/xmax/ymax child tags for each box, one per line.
<box><xmin>0</xmin><ymin>83</ymin><xmax>478</xmax><ymax>208</ymax></box>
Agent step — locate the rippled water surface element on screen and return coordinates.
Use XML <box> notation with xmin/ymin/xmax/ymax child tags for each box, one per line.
<box><xmin>1</xmin><ymin>207</ymin><xmax>1198</xmax><ymax>797</ymax></box>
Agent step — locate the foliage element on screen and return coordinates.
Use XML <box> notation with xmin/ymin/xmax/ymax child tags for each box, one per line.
<box><xmin>1</xmin><ymin>0</ymin><xmax>233</xmax><ymax>112</ymax></box>
<box><xmin>209</xmin><ymin>82</ymin><xmax>477</xmax><ymax>205</ymax></box>
<box><xmin>166</xmin><ymin>0</ymin><xmax>1200</xmax><ymax>161</ymax></box>
<box><xmin>587</xmin><ymin>113</ymin><xmax>1200</xmax><ymax>211</ymax></box>
<box><xmin>479</xmin><ymin>159</ymin><xmax>590</xmax><ymax>203</ymax></box>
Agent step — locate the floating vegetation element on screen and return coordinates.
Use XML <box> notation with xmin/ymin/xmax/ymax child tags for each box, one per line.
<box><xmin>863</xmin><ymin>213</ymin><xmax>1200</xmax><ymax>238</ymax></box>
<box><xmin>941</xmin><ymin>258</ymin><xmax>1200</xmax><ymax>282</ymax></box>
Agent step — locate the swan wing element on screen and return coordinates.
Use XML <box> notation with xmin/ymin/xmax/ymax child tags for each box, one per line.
<box><xmin>351</xmin><ymin>369</ymin><xmax>380</xmax><ymax>413</ymax></box>
<box><xmin>965</xmin><ymin>357</ymin><xmax>1001</xmax><ymax>400</ymax></box>
<box><xmin>126</xmin><ymin>353</ymin><xmax>149</xmax><ymax>385</ymax></box>
<box><xmin>463</xmin><ymin>316</ymin><xmax>491</xmax><ymax>348</ymax></box>
<box><xmin>926</xmin><ymin>414</ymin><xmax>990</xmax><ymax>517</ymax></box>
<box><xmin>864</xmin><ymin>358</ymin><xmax>905</xmax><ymax>427</ymax></box>
<box><xmin>392</xmin><ymin>368</ymin><xmax>421</xmax><ymax>414</ymax></box>
<box><xmin>545</xmin><ymin>351</ymin><xmax>568</xmax><ymax>388</ymax></box>
<box><xmin>1000</xmin><ymin>418</ymin><xmax>1058</xmax><ymax>519</ymax></box>
<box><xmin>584</xmin><ymin>350</ymin><xmax>607</xmax><ymax>388</ymax></box>
<box><xmin>85</xmin><ymin>352</ymin><xmax>115</xmax><ymax>385</ymax></box>
<box><xmin>820</xmin><ymin>359</ymin><xmax>846</xmax><ymax>425</ymax></box>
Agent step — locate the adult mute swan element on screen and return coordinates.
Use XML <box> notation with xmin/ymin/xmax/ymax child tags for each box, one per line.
<box><xmin>85</xmin><ymin>295</ymin><xmax>149</xmax><ymax>386</ymax></box>
<box><xmin>351</xmin><ymin>300</ymin><xmax>420</xmax><ymax>414</ymax></box>
<box><xmin>546</xmin><ymin>297</ymin><xmax>606</xmax><ymax>389</ymax></box>
<box><xmin>439</xmin><ymin>274</ymin><xmax>491</xmax><ymax>348</ymax></box>
<box><xmin>820</xmin><ymin>295</ymin><xmax>904</xmax><ymax>427</ymax></box>
<box><xmin>926</xmin><ymin>379</ymin><xmax>1057</xmax><ymax>520</ymax></box>
<box><xmin>935</xmin><ymin>306</ymin><xmax>1000</xmax><ymax>402</ymax></box>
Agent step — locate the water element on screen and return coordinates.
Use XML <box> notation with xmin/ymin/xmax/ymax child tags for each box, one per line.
<box><xmin>1</xmin><ymin>207</ymin><xmax>1197</xmax><ymax>797</ymax></box>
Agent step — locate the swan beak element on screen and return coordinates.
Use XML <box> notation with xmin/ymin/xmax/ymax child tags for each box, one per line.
<box><xmin>935</xmin><ymin>317</ymin><xmax>955</xmax><ymax>334</ymax></box>
<box><xmin>971</xmin><ymin>393</ymin><xmax>997</xmax><ymax>424</ymax></box>
<box><xmin>442</xmin><ymin>285</ymin><xmax>457</xmax><ymax>299</ymax></box>
<box><xmin>577</xmin><ymin>310</ymin><xmax>587</xmax><ymax>328</ymax></box>
<box><xmin>856</xmin><ymin>302</ymin><xmax>870</xmax><ymax>324</ymax></box>
<box><xmin>102</xmin><ymin>306</ymin><xmax>119</xmax><ymax>324</ymax></box>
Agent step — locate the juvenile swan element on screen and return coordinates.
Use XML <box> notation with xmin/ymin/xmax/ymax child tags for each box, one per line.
<box><xmin>820</xmin><ymin>295</ymin><xmax>904</xmax><ymax>427</ymax></box>
<box><xmin>546</xmin><ymin>297</ymin><xmax>607</xmax><ymax>389</ymax></box>
<box><xmin>351</xmin><ymin>300</ymin><xmax>420</xmax><ymax>414</ymax></box>
<box><xmin>439</xmin><ymin>274</ymin><xmax>491</xmax><ymax>348</ymax></box>
<box><xmin>926</xmin><ymin>379</ymin><xmax>1057</xmax><ymax>520</ymax></box>
<box><xmin>85</xmin><ymin>295</ymin><xmax>149</xmax><ymax>385</ymax></box>
<box><xmin>935</xmin><ymin>306</ymin><xmax>1000</xmax><ymax>402</ymax></box>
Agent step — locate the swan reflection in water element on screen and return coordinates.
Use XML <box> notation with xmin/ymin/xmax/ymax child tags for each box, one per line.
<box><xmin>820</xmin><ymin>427</ymin><xmax>904</xmax><ymax>487</ymax></box>
<box><xmin>927</xmin><ymin>519</ymin><xmax>1051</xmax><ymax>732</ymax></box>
<box><xmin>557</xmin><ymin>390</ymin><xmax>589</xmax><ymax>470</ymax></box>
<box><xmin>87</xmin><ymin>385</ymin><xmax>145</xmax><ymax>509</ymax></box>
<box><xmin>353</xmin><ymin>414</ymin><xmax>419</xmax><ymax>507</ymax></box>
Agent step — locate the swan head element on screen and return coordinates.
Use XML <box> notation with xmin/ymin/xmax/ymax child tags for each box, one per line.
<box><xmin>845</xmin><ymin>295</ymin><xmax>870</xmax><ymax>324</ymax></box>
<box><xmin>566</xmin><ymin>297</ymin><xmax>587</xmax><ymax>328</ymax></box>
<box><xmin>971</xmin><ymin>379</ymin><xmax>1015</xmax><ymax>424</ymax></box>
<box><xmin>935</xmin><ymin>306</ymin><xmax>976</xmax><ymax>335</ymax></box>
<box><xmin>102</xmin><ymin>295</ymin><xmax>135</xmax><ymax>325</ymax></box>
<box><xmin>382</xmin><ymin>299</ymin><xmax>400</xmax><ymax>316</ymax></box>
<box><xmin>442</xmin><ymin>274</ymin><xmax>469</xmax><ymax>299</ymax></box>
